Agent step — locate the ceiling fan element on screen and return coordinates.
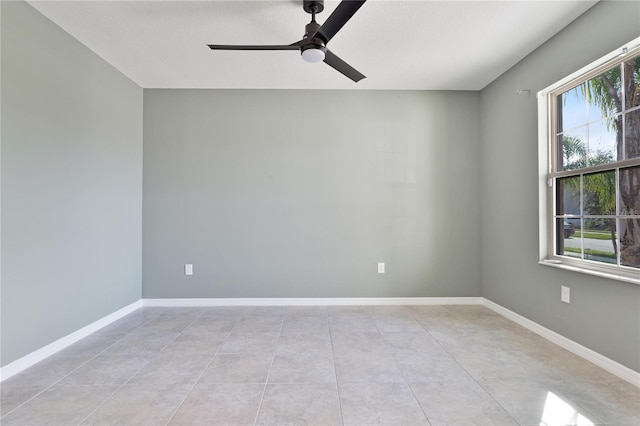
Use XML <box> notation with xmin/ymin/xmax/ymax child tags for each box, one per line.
<box><xmin>207</xmin><ymin>0</ymin><xmax>366</xmax><ymax>82</ymax></box>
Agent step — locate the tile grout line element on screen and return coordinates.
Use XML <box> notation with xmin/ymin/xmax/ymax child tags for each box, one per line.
<box><xmin>327</xmin><ymin>307</ymin><xmax>346</xmax><ymax>426</ymax></box>
<box><xmin>373</xmin><ymin>308</ymin><xmax>433</xmax><ymax>426</ymax></box>
<box><xmin>252</xmin><ymin>310</ymin><xmax>284</xmax><ymax>426</ymax></box>
<box><xmin>163</xmin><ymin>310</ymin><xmax>239</xmax><ymax>426</ymax></box>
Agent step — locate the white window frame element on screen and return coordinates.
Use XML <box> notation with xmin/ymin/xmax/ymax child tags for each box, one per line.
<box><xmin>538</xmin><ymin>37</ymin><xmax>640</xmax><ymax>285</ymax></box>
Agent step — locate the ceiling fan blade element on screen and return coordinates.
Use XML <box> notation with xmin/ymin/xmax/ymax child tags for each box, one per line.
<box><xmin>208</xmin><ymin>44</ymin><xmax>300</xmax><ymax>51</ymax></box>
<box><xmin>323</xmin><ymin>50</ymin><xmax>365</xmax><ymax>82</ymax></box>
<box><xmin>315</xmin><ymin>0</ymin><xmax>366</xmax><ymax>44</ymax></box>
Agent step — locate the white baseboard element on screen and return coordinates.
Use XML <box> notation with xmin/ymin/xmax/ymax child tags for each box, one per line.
<box><xmin>0</xmin><ymin>300</ymin><xmax>143</xmax><ymax>382</ymax></box>
<box><xmin>482</xmin><ymin>298</ymin><xmax>640</xmax><ymax>388</ymax></box>
<box><xmin>142</xmin><ymin>297</ymin><xmax>484</xmax><ymax>307</ymax></box>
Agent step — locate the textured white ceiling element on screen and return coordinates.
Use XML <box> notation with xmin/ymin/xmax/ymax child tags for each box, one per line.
<box><xmin>27</xmin><ymin>0</ymin><xmax>597</xmax><ymax>90</ymax></box>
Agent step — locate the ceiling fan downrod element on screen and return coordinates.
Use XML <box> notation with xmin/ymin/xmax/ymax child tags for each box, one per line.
<box><xmin>301</xmin><ymin>1</ymin><xmax>327</xmax><ymax>62</ymax></box>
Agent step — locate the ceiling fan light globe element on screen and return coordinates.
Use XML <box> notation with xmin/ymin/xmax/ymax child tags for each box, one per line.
<box><xmin>301</xmin><ymin>48</ymin><xmax>325</xmax><ymax>63</ymax></box>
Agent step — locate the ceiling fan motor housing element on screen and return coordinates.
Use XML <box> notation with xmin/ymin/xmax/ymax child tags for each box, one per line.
<box><xmin>301</xmin><ymin>19</ymin><xmax>326</xmax><ymax>62</ymax></box>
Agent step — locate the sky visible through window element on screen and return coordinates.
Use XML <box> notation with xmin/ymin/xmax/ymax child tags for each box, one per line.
<box><xmin>560</xmin><ymin>85</ymin><xmax>618</xmax><ymax>165</ymax></box>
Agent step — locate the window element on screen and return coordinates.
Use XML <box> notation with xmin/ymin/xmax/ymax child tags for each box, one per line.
<box><xmin>538</xmin><ymin>39</ymin><xmax>640</xmax><ymax>284</ymax></box>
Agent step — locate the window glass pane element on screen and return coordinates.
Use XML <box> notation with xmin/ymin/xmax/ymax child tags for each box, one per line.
<box><xmin>556</xmin><ymin>176</ymin><xmax>580</xmax><ymax>216</ymax></box>
<box><xmin>588</xmin><ymin>115</ymin><xmax>620</xmax><ymax>164</ymax></box>
<box><xmin>556</xmin><ymin>218</ymin><xmax>581</xmax><ymax>259</ymax></box>
<box><xmin>584</xmin><ymin>171</ymin><xmax>616</xmax><ymax>216</ymax></box>
<box><xmin>624</xmin><ymin>109</ymin><xmax>640</xmax><ymax>160</ymax></box>
<box><xmin>619</xmin><ymin>166</ymin><xmax>640</xmax><ymax>216</ymax></box>
<box><xmin>559</xmin><ymin>129</ymin><xmax>586</xmax><ymax>171</ymax></box>
<box><xmin>623</xmin><ymin>56</ymin><xmax>640</xmax><ymax>110</ymax></box>
<box><xmin>583</xmin><ymin>219</ymin><xmax>617</xmax><ymax>264</ymax></box>
<box><xmin>587</xmin><ymin>67</ymin><xmax>622</xmax><ymax>122</ymax></box>
<box><xmin>558</xmin><ymin>84</ymin><xmax>586</xmax><ymax>132</ymax></box>
<box><xmin>620</xmin><ymin>218</ymin><xmax>640</xmax><ymax>268</ymax></box>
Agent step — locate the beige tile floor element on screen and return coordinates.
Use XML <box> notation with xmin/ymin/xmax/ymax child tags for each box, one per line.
<box><xmin>1</xmin><ymin>305</ymin><xmax>638</xmax><ymax>425</ymax></box>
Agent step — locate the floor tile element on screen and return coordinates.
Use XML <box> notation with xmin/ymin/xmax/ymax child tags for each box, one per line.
<box><xmin>81</xmin><ymin>384</ymin><xmax>192</xmax><ymax>425</ymax></box>
<box><xmin>169</xmin><ymin>383</ymin><xmax>263</xmax><ymax>425</ymax></box>
<box><xmin>393</xmin><ymin>350</ymin><xmax>472</xmax><ymax>383</ymax></box>
<box><xmin>408</xmin><ymin>305</ymin><xmax>453</xmax><ymax>319</ymax></box>
<box><xmin>339</xmin><ymin>382</ymin><xmax>429</xmax><ymax>425</ymax></box>
<box><xmin>334</xmin><ymin>351</ymin><xmax>405</xmax><ymax>383</ymax></box>
<box><xmin>95</xmin><ymin>316</ymin><xmax>148</xmax><ymax>336</ymax></box>
<box><xmin>219</xmin><ymin>332</ymin><xmax>280</xmax><ymax>354</ymax></box>
<box><xmin>131</xmin><ymin>307</ymin><xmax>168</xmax><ymax>319</ymax></box>
<box><xmin>268</xmin><ymin>351</ymin><xmax>336</xmax><ymax>384</ymax></box>
<box><xmin>58</xmin><ymin>354</ymin><xmax>154</xmax><ymax>385</ymax></box>
<box><xmin>127</xmin><ymin>353</ymin><xmax>212</xmax><ymax>384</ymax></box>
<box><xmin>446</xmin><ymin>305</ymin><xmax>499</xmax><ymax>319</ymax></box>
<box><xmin>429</xmin><ymin>328</ymin><xmax>507</xmax><ymax>353</ymax></box>
<box><xmin>481</xmin><ymin>379</ymin><xmax>603</xmax><ymax>426</ymax></box>
<box><xmin>374</xmin><ymin>317</ymin><xmax>425</xmax><ymax>332</ymax></box>
<box><xmin>199</xmin><ymin>353</ymin><xmax>273</xmax><ymax>383</ymax></box>
<box><xmin>282</xmin><ymin>306</ymin><xmax>327</xmax><ymax>316</ymax></box>
<box><xmin>450</xmin><ymin>349</ymin><xmax>538</xmax><ymax>381</ymax></box>
<box><xmin>0</xmin><ymin>385</ymin><xmax>45</xmax><ymax>417</ymax></box>
<box><xmin>56</xmin><ymin>332</ymin><xmax>122</xmax><ymax>357</ymax></box>
<box><xmin>367</xmin><ymin>305</ymin><xmax>415</xmax><ymax>319</ymax></box>
<box><xmin>554</xmin><ymin>378</ymin><xmax>640</xmax><ymax>425</ymax></box>
<box><xmin>543</xmin><ymin>350</ymin><xmax>624</xmax><ymax>383</ymax></box>
<box><xmin>281</xmin><ymin>315</ymin><xmax>329</xmax><ymax>334</ymax></box>
<box><xmin>276</xmin><ymin>332</ymin><xmax>332</xmax><ymax>355</ymax></box>
<box><xmin>410</xmin><ymin>378</ymin><xmax>518</xmax><ymax>426</ymax></box>
<box><xmin>102</xmin><ymin>330</ymin><xmax>178</xmax><ymax>356</ymax></box>
<box><xmin>256</xmin><ymin>383</ymin><xmax>341</xmax><ymax>426</ymax></box>
<box><xmin>326</xmin><ymin>306</ymin><xmax>369</xmax><ymax>316</ymax></box>
<box><xmin>330</xmin><ymin>331</ymin><xmax>389</xmax><ymax>355</ymax></box>
<box><xmin>160</xmin><ymin>329</ymin><xmax>228</xmax><ymax>355</ymax></box>
<box><xmin>1</xmin><ymin>385</ymin><xmax>118</xmax><ymax>425</ymax></box>
<box><xmin>199</xmin><ymin>307</ymin><xmax>247</xmax><ymax>317</ymax></box>
<box><xmin>156</xmin><ymin>307</ymin><xmax>204</xmax><ymax>318</ymax></box>
<box><xmin>381</xmin><ymin>331</ymin><xmax>446</xmax><ymax>353</ymax></box>
<box><xmin>244</xmin><ymin>306</ymin><xmax>289</xmax><ymax>316</ymax></box>
<box><xmin>233</xmin><ymin>315</ymin><xmax>284</xmax><ymax>332</ymax></box>
<box><xmin>328</xmin><ymin>316</ymin><xmax>378</xmax><ymax>333</ymax></box>
<box><xmin>3</xmin><ymin>354</ymin><xmax>93</xmax><ymax>387</ymax></box>
<box><xmin>184</xmin><ymin>316</ymin><xmax>239</xmax><ymax>333</ymax></box>
<box><xmin>138</xmin><ymin>316</ymin><xmax>195</xmax><ymax>333</ymax></box>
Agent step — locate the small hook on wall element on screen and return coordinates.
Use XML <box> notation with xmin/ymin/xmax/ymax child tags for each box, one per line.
<box><xmin>516</xmin><ymin>89</ymin><xmax>531</xmax><ymax>96</ymax></box>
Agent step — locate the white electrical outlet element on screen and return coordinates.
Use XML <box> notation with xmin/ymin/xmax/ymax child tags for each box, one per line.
<box><xmin>378</xmin><ymin>262</ymin><xmax>385</xmax><ymax>274</ymax></box>
<box><xmin>561</xmin><ymin>286</ymin><xmax>570</xmax><ymax>303</ymax></box>
<box><xmin>185</xmin><ymin>264</ymin><xmax>193</xmax><ymax>276</ymax></box>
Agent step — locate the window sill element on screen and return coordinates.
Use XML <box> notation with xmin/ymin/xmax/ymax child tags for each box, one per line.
<box><xmin>539</xmin><ymin>260</ymin><xmax>640</xmax><ymax>285</ymax></box>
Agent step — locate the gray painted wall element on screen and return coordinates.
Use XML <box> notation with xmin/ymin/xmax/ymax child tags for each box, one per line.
<box><xmin>143</xmin><ymin>90</ymin><xmax>481</xmax><ymax>298</ymax></box>
<box><xmin>480</xmin><ymin>1</ymin><xmax>640</xmax><ymax>372</ymax></box>
<box><xmin>1</xmin><ymin>1</ymin><xmax>143</xmax><ymax>366</ymax></box>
